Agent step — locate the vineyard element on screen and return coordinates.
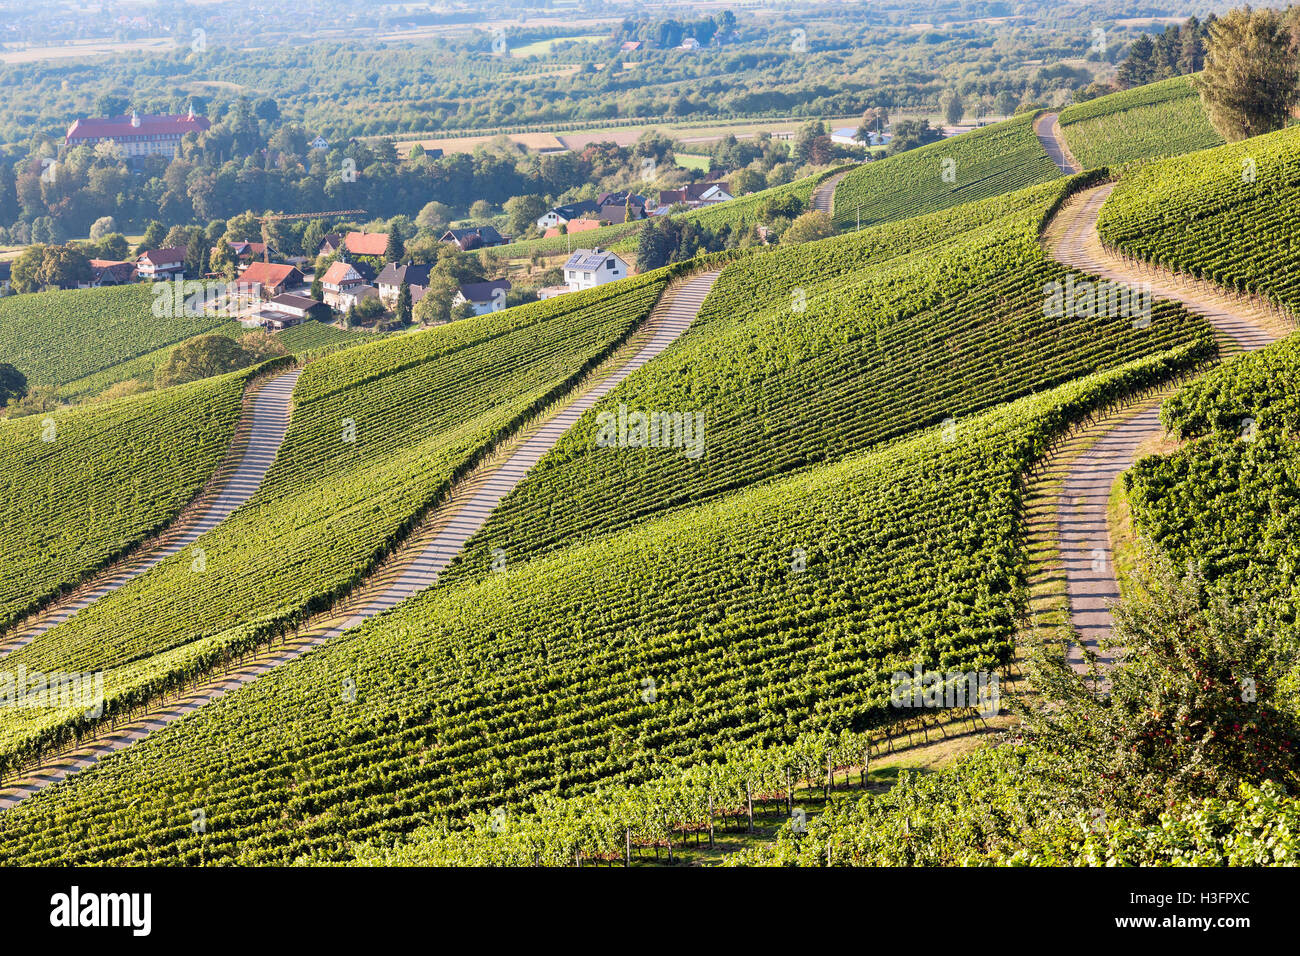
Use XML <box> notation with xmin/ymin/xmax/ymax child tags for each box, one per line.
<box><xmin>0</xmin><ymin>369</ymin><xmax>253</xmax><ymax>633</ymax></box>
<box><xmin>1058</xmin><ymin>75</ymin><xmax>1223</xmax><ymax>170</ymax></box>
<box><xmin>0</xmin><ymin>284</ymin><xmax>229</xmax><ymax>388</ymax></box>
<box><xmin>0</xmin><ymin>343</ymin><xmax>1213</xmax><ymax>864</ymax></box>
<box><xmin>1096</xmin><ymin>125</ymin><xmax>1300</xmax><ymax>316</ymax></box>
<box><xmin>1124</xmin><ymin>332</ymin><xmax>1300</xmax><ymax>613</ymax></box>
<box><xmin>437</xmin><ymin>176</ymin><xmax>1212</xmax><ymax>584</ymax></box>
<box><xmin>828</xmin><ymin>113</ymin><xmax>1063</xmax><ymax>231</ymax></box>
<box><xmin>0</xmin><ymin>274</ymin><xmax>670</xmax><ymax>775</ymax></box>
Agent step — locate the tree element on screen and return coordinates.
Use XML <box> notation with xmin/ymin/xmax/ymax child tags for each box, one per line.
<box><xmin>9</xmin><ymin>244</ymin><xmax>46</xmax><ymax>293</ymax></box>
<box><xmin>417</xmin><ymin>201</ymin><xmax>452</xmax><ymax>232</ymax></box>
<box><xmin>1023</xmin><ymin>557</ymin><xmax>1300</xmax><ymax>814</ymax></box>
<box><xmin>780</xmin><ymin>210</ymin><xmax>835</xmax><ymax>245</ymax></box>
<box><xmin>395</xmin><ymin>280</ymin><xmax>413</xmax><ymax>325</ymax></box>
<box><xmin>35</xmin><ymin>245</ymin><xmax>92</xmax><ymax>290</ymax></box>
<box><xmin>385</xmin><ymin>230</ymin><xmax>405</xmax><ymax>263</ymax></box>
<box><xmin>155</xmin><ymin>335</ymin><xmax>251</xmax><ymax>388</ymax></box>
<box><xmin>89</xmin><ymin>216</ymin><xmax>117</xmax><ymax>240</ymax></box>
<box><xmin>236</xmin><ymin>330</ymin><xmax>288</xmax><ymax>364</ymax></box>
<box><xmin>413</xmin><ymin>271</ymin><xmax>461</xmax><ymax>325</ymax></box>
<box><xmin>1197</xmin><ymin>8</ymin><xmax>1300</xmax><ymax>141</ymax></box>
<box><xmin>1117</xmin><ymin>34</ymin><xmax>1158</xmax><ymax>89</ymax></box>
<box><xmin>210</xmin><ymin>238</ymin><xmax>238</xmax><ymax>280</ymax></box>
<box><xmin>469</xmin><ymin>199</ymin><xmax>493</xmax><ymax>220</ymax></box>
<box><xmin>939</xmin><ymin>90</ymin><xmax>964</xmax><ymax>126</ymax></box>
<box><xmin>136</xmin><ymin>221</ymin><xmax>167</xmax><ymax>255</ymax></box>
<box><xmin>302</xmin><ymin>219</ymin><xmax>328</xmax><ymax>259</ymax></box>
<box><xmin>95</xmin><ymin>233</ymin><xmax>130</xmax><ymax>261</ymax></box>
<box><xmin>730</xmin><ymin>168</ymin><xmax>765</xmax><ymax>196</ymax></box>
<box><xmin>93</xmin><ymin>94</ymin><xmax>129</xmax><ymax>118</ymax></box>
<box><xmin>311</xmin><ymin>276</ymin><xmax>324</xmax><ymax>301</ymax></box>
<box><xmin>0</xmin><ymin>363</ymin><xmax>26</xmax><ymax>407</ymax></box>
<box><xmin>993</xmin><ymin>90</ymin><xmax>1018</xmax><ymax>117</ymax></box>
<box><xmin>503</xmin><ymin>194</ymin><xmax>547</xmax><ymax>238</ymax></box>
<box><xmin>886</xmin><ymin>119</ymin><xmax>943</xmax><ymax>156</ymax></box>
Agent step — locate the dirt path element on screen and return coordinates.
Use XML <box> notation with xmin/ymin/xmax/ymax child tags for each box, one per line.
<box><xmin>1033</xmin><ymin>112</ymin><xmax>1081</xmax><ymax>175</ymax></box>
<box><xmin>811</xmin><ymin>170</ymin><xmax>849</xmax><ymax>216</ymax></box>
<box><xmin>1041</xmin><ymin>184</ymin><xmax>1283</xmax><ymax>675</ymax></box>
<box><xmin>0</xmin><ymin>272</ymin><xmax>720</xmax><ymax>811</ymax></box>
<box><xmin>0</xmin><ymin>366</ymin><xmax>303</xmax><ymax>657</ymax></box>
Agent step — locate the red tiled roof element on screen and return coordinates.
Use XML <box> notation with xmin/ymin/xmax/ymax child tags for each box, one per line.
<box><xmin>321</xmin><ymin>261</ymin><xmax>361</xmax><ymax>285</ymax></box>
<box><xmin>237</xmin><ymin>262</ymin><xmax>299</xmax><ymax>288</ymax></box>
<box><xmin>67</xmin><ymin>112</ymin><xmax>210</xmax><ymax>143</ymax></box>
<box><xmin>345</xmin><ymin>232</ymin><xmax>390</xmax><ymax>257</ymax></box>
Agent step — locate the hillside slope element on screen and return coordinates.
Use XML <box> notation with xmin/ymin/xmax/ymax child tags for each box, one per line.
<box><xmin>0</xmin><ymin>369</ymin><xmax>256</xmax><ymax>632</ymax></box>
<box><xmin>829</xmin><ymin>112</ymin><xmax>1062</xmax><ymax>230</ymax></box>
<box><xmin>1097</xmin><ymin>125</ymin><xmax>1300</xmax><ymax>315</ymax></box>
<box><xmin>1059</xmin><ymin>76</ymin><xmax>1223</xmax><ymax>170</ymax></box>
<box><xmin>0</xmin><ymin>275</ymin><xmax>670</xmax><ymax>772</ymax></box>
<box><xmin>0</xmin><ymin>345</ymin><xmax>1209</xmax><ymax>865</ymax></box>
<box><xmin>438</xmin><ymin>178</ymin><xmax>1212</xmax><ymax>583</ymax></box>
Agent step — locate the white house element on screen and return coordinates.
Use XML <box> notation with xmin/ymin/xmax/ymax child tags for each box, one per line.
<box><xmin>536</xmin><ymin>200</ymin><xmax>601</xmax><ymax>231</ymax></box>
<box><xmin>562</xmin><ymin>249</ymin><xmax>629</xmax><ymax>291</ymax></box>
<box><xmin>309</xmin><ymin>135</ymin><xmax>329</xmax><ymax>151</ymax></box>
<box><xmin>136</xmin><ymin>247</ymin><xmax>187</xmax><ymax>279</ymax></box>
<box><xmin>453</xmin><ymin>280</ymin><xmax>511</xmax><ymax>316</ymax></box>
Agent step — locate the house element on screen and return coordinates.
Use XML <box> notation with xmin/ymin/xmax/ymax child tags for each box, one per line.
<box><xmin>342</xmin><ymin>231</ymin><xmax>390</xmax><ymax>258</ymax></box>
<box><xmin>658</xmin><ymin>181</ymin><xmax>734</xmax><ymax>208</ymax></box>
<box><xmin>249</xmin><ymin>293</ymin><xmax>321</xmax><ymax>330</ymax></box>
<box><xmin>317</xmin><ymin>233</ymin><xmax>345</xmax><ymax>256</ymax></box>
<box><xmin>309</xmin><ymin>135</ymin><xmax>329</xmax><ymax>151</ymax></box>
<box><xmin>65</xmin><ymin>107</ymin><xmax>210</xmax><ymax>160</ymax></box>
<box><xmin>375</xmin><ymin>262</ymin><xmax>433</xmax><ymax>305</ymax></box>
<box><xmin>136</xmin><ymin>247</ymin><xmax>187</xmax><ymax>279</ymax></box>
<box><xmin>439</xmin><ymin>226</ymin><xmax>508</xmax><ymax>251</ymax></box>
<box><xmin>453</xmin><ymin>280</ymin><xmax>511</xmax><ymax>316</ymax></box>
<box><xmin>619</xmin><ymin>40</ymin><xmax>642</xmax><ymax>53</ymax></box>
<box><xmin>562</xmin><ymin>248</ymin><xmax>629</xmax><ymax>291</ymax></box>
<box><xmin>594</xmin><ymin>191</ymin><xmax>650</xmax><ymax>222</ymax></box>
<box><xmin>536</xmin><ymin>200</ymin><xmax>602</xmax><ymax>231</ymax></box>
<box><xmin>80</xmin><ymin>259</ymin><xmax>136</xmax><ymax>287</ymax></box>
<box><xmin>319</xmin><ymin>260</ymin><xmax>366</xmax><ymax>309</ymax></box>
<box><xmin>230</xmin><ymin>262</ymin><xmax>303</xmax><ymax>299</ymax></box>
<box><xmin>227</xmin><ymin>241</ymin><xmax>267</xmax><ymax>262</ymax></box>
<box><xmin>336</xmin><ymin>284</ymin><xmax>380</xmax><ymax>312</ymax></box>
<box><xmin>680</xmin><ymin>37</ymin><xmax>700</xmax><ymax>51</ymax></box>
<box><xmin>266</xmin><ymin>293</ymin><xmax>320</xmax><ymax>319</ymax></box>
<box><xmin>542</xmin><ymin>217</ymin><xmax>605</xmax><ymax>239</ymax></box>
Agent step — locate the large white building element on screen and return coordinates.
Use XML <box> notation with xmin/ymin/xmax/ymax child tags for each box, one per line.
<box><xmin>65</xmin><ymin>109</ymin><xmax>211</xmax><ymax>159</ymax></box>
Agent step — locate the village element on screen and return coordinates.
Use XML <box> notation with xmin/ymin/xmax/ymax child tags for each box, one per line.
<box><xmin>0</xmin><ymin>105</ymin><xmax>755</xmax><ymax>335</ymax></box>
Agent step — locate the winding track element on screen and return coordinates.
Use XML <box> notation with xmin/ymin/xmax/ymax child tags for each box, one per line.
<box><xmin>0</xmin><ymin>272</ymin><xmax>720</xmax><ymax>810</ymax></box>
<box><xmin>0</xmin><ymin>366</ymin><xmax>303</xmax><ymax>657</ymax></box>
<box><xmin>1034</xmin><ymin>112</ymin><xmax>1081</xmax><ymax>174</ymax></box>
<box><xmin>1043</xmin><ymin>184</ymin><xmax>1282</xmax><ymax>674</ymax></box>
